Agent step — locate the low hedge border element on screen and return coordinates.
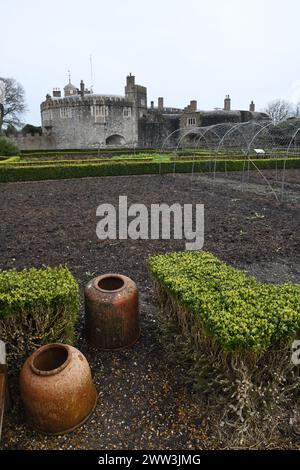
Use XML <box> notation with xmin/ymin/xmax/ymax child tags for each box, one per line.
<box><xmin>0</xmin><ymin>158</ymin><xmax>299</xmax><ymax>183</ymax></box>
<box><xmin>21</xmin><ymin>148</ymin><xmax>159</xmax><ymax>157</ymax></box>
<box><xmin>149</xmin><ymin>251</ymin><xmax>300</xmax><ymax>353</ymax></box>
<box><xmin>0</xmin><ymin>266</ymin><xmax>80</xmax><ymax>361</ymax></box>
<box><xmin>8</xmin><ymin>156</ymin><xmax>158</xmax><ymax>167</ymax></box>
<box><xmin>0</xmin><ymin>156</ymin><xmax>20</xmax><ymax>165</ymax></box>
<box><xmin>149</xmin><ymin>251</ymin><xmax>300</xmax><ymax>447</ymax></box>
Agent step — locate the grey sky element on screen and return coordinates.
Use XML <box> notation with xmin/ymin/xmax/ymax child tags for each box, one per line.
<box><xmin>1</xmin><ymin>0</ymin><xmax>300</xmax><ymax>125</ymax></box>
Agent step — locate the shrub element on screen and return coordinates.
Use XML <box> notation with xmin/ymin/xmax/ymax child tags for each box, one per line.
<box><xmin>21</xmin><ymin>147</ymin><xmax>158</xmax><ymax>157</ymax></box>
<box><xmin>0</xmin><ymin>136</ymin><xmax>20</xmax><ymax>156</ymax></box>
<box><xmin>0</xmin><ymin>157</ymin><xmax>299</xmax><ymax>183</ymax></box>
<box><xmin>9</xmin><ymin>156</ymin><xmax>156</xmax><ymax>166</ymax></box>
<box><xmin>0</xmin><ymin>266</ymin><xmax>79</xmax><ymax>361</ymax></box>
<box><xmin>149</xmin><ymin>251</ymin><xmax>300</xmax><ymax>447</ymax></box>
<box><xmin>149</xmin><ymin>251</ymin><xmax>300</xmax><ymax>353</ymax></box>
<box><xmin>0</xmin><ymin>156</ymin><xmax>20</xmax><ymax>165</ymax></box>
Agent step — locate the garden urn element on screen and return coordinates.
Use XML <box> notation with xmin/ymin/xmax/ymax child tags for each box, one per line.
<box><xmin>19</xmin><ymin>343</ymin><xmax>97</xmax><ymax>434</ymax></box>
<box><xmin>84</xmin><ymin>273</ymin><xmax>140</xmax><ymax>350</ymax></box>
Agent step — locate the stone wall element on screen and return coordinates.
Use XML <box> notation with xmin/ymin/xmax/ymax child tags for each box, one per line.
<box><xmin>11</xmin><ymin>133</ymin><xmax>57</xmax><ymax>151</ymax></box>
<box><xmin>138</xmin><ymin>112</ymin><xmax>181</xmax><ymax>148</ymax></box>
<box><xmin>41</xmin><ymin>96</ymin><xmax>139</xmax><ymax>149</ymax></box>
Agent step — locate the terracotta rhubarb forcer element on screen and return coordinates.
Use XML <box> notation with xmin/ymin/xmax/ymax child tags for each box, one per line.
<box><xmin>19</xmin><ymin>343</ymin><xmax>97</xmax><ymax>435</ymax></box>
<box><xmin>85</xmin><ymin>274</ymin><xmax>140</xmax><ymax>350</ymax></box>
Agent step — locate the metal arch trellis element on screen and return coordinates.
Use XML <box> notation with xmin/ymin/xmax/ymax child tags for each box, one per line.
<box><xmin>216</xmin><ymin>121</ymin><xmax>260</xmax><ymax>154</ymax></box>
<box><xmin>159</xmin><ymin>126</ymin><xmax>203</xmax><ymax>175</ymax></box>
<box><xmin>160</xmin><ymin>128</ymin><xmax>182</xmax><ymax>153</ymax></box>
<box><xmin>194</xmin><ymin>124</ymin><xmax>229</xmax><ymax>153</ymax></box>
<box><xmin>281</xmin><ymin>126</ymin><xmax>300</xmax><ymax>200</ymax></box>
<box><xmin>193</xmin><ymin>124</ymin><xmax>234</xmax><ymax>181</ymax></box>
<box><xmin>192</xmin><ymin>122</ymin><xmax>266</xmax><ymax>185</ymax></box>
<box><xmin>246</xmin><ymin>121</ymin><xmax>274</xmax><ymax>154</ymax></box>
<box><xmin>190</xmin><ymin>126</ymin><xmax>222</xmax><ymax>180</ymax></box>
<box><xmin>159</xmin><ymin>120</ymin><xmax>300</xmax><ymax>202</ymax></box>
<box><xmin>213</xmin><ymin>122</ymin><xmax>267</xmax><ymax>184</ymax></box>
<box><xmin>242</xmin><ymin>121</ymin><xmax>281</xmax><ymax>202</ymax></box>
<box><xmin>159</xmin><ymin>127</ymin><xmax>182</xmax><ymax>175</ymax></box>
<box><xmin>175</xmin><ymin>125</ymin><xmax>227</xmax><ymax>177</ymax></box>
<box><xmin>172</xmin><ymin>126</ymin><xmax>207</xmax><ymax>176</ymax></box>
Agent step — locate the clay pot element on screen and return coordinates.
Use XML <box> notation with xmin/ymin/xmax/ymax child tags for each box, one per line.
<box><xmin>19</xmin><ymin>343</ymin><xmax>97</xmax><ymax>435</ymax></box>
<box><xmin>85</xmin><ymin>273</ymin><xmax>140</xmax><ymax>350</ymax></box>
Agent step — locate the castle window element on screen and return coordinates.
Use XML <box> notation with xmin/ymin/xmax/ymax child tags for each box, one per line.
<box><xmin>60</xmin><ymin>107</ymin><xmax>72</xmax><ymax>119</ymax></box>
<box><xmin>187</xmin><ymin>117</ymin><xmax>196</xmax><ymax>126</ymax></box>
<box><xmin>123</xmin><ymin>107</ymin><xmax>131</xmax><ymax>118</ymax></box>
<box><xmin>91</xmin><ymin>105</ymin><xmax>109</xmax><ymax>117</ymax></box>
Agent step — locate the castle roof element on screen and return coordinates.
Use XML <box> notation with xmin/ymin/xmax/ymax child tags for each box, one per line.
<box><xmin>64</xmin><ymin>82</ymin><xmax>77</xmax><ymax>91</ymax></box>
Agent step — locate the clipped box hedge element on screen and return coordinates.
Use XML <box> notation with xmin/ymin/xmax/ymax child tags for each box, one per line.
<box><xmin>0</xmin><ymin>266</ymin><xmax>79</xmax><ymax>360</ymax></box>
<box><xmin>9</xmin><ymin>155</ymin><xmax>156</xmax><ymax>167</ymax></box>
<box><xmin>149</xmin><ymin>251</ymin><xmax>300</xmax><ymax>353</ymax></box>
<box><xmin>149</xmin><ymin>251</ymin><xmax>300</xmax><ymax>446</ymax></box>
<box><xmin>0</xmin><ymin>157</ymin><xmax>299</xmax><ymax>183</ymax></box>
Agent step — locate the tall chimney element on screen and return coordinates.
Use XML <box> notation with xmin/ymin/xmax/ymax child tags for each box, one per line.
<box><xmin>80</xmin><ymin>80</ymin><xmax>85</xmax><ymax>97</ymax></box>
<box><xmin>190</xmin><ymin>100</ymin><xmax>197</xmax><ymax>112</ymax></box>
<box><xmin>158</xmin><ymin>97</ymin><xmax>164</xmax><ymax>111</ymax></box>
<box><xmin>224</xmin><ymin>95</ymin><xmax>231</xmax><ymax>111</ymax></box>
<box><xmin>249</xmin><ymin>100</ymin><xmax>255</xmax><ymax>112</ymax></box>
<box><xmin>53</xmin><ymin>88</ymin><xmax>61</xmax><ymax>98</ymax></box>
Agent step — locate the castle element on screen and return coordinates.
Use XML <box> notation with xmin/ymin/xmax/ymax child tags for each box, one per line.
<box><xmin>17</xmin><ymin>74</ymin><xmax>269</xmax><ymax>150</ymax></box>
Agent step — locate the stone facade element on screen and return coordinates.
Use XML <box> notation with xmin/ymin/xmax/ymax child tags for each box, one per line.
<box><xmin>13</xmin><ymin>75</ymin><xmax>269</xmax><ymax>150</ymax></box>
<box><xmin>39</xmin><ymin>74</ymin><xmax>145</xmax><ymax>149</ymax></box>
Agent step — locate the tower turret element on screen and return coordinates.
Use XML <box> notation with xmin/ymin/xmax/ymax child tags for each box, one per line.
<box><xmin>64</xmin><ymin>71</ymin><xmax>78</xmax><ymax>97</ymax></box>
<box><xmin>125</xmin><ymin>73</ymin><xmax>147</xmax><ymax>111</ymax></box>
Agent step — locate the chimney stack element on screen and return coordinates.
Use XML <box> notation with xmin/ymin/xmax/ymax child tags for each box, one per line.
<box><xmin>80</xmin><ymin>80</ymin><xmax>85</xmax><ymax>97</ymax></box>
<box><xmin>53</xmin><ymin>88</ymin><xmax>61</xmax><ymax>98</ymax></box>
<box><xmin>158</xmin><ymin>97</ymin><xmax>164</xmax><ymax>111</ymax></box>
<box><xmin>224</xmin><ymin>95</ymin><xmax>231</xmax><ymax>111</ymax></box>
<box><xmin>190</xmin><ymin>100</ymin><xmax>197</xmax><ymax>112</ymax></box>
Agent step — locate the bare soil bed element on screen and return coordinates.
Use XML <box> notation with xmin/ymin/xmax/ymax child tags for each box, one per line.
<box><xmin>0</xmin><ymin>169</ymin><xmax>299</xmax><ymax>450</ymax></box>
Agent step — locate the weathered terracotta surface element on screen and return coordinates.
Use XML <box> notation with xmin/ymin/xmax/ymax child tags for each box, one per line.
<box><xmin>0</xmin><ymin>340</ymin><xmax>8</xmax><ymax>442</ymax></box>
<box><xmin>19</xmin><ymin>343</ymin><xmax>97</xmax><ymax>435</ymax></box>
<box><xmin>85</xmin><ymin>273</ymin><xmax>140</xmax><ymax>350</ymax></box>
<box><xmin>0</xmin><ymin>373</ymin><xmax>5</xmax><ymax>442</ymax></box>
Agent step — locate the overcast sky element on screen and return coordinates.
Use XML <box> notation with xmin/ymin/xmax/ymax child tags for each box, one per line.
<box><xmin>1</xmin><ymin>0</ymin><xmax>300</xmax><ymax>125</ymax></box>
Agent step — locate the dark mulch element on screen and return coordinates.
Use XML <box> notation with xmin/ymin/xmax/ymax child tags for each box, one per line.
<box><xmin>0</xmin><ymin>169</ymin><xmax>299</xmax><ymax>449</ymax></box>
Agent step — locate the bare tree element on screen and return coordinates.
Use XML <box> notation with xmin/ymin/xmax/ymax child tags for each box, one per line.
<box><xmin>294</xmin><ymin>102</ymin><xmax>300</xmax><ymax>117</ymax></box>
<box><xmin>264</xmin><ymin>99</ymin><xmax>292</xmax><ymax>124</ymax></box>
<box><xmin>0</xmin><ymin>77</ymin><xmax>26</xmax><ymax>132</ymax></box>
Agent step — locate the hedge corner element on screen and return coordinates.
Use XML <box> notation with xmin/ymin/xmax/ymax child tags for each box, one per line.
<box><xmin>0</xmin><ymin>265</ymin><xmax>80</xmax><ymax>360</ymax></box>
